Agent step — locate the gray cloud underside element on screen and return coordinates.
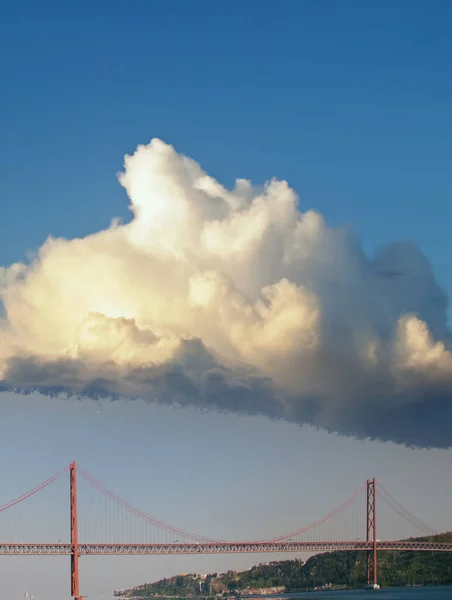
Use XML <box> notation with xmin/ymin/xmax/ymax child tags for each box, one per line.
<box><xmin>2</xmin><ymin>340</ymin><xmax>452</xmax><ymax>448</ymax></box>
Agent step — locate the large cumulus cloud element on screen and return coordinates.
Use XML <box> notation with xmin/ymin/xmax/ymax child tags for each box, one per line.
<box><xmin>1</xmin><ymin>139</ymin><xmax>451</xmax><ymax>446</ymax></box>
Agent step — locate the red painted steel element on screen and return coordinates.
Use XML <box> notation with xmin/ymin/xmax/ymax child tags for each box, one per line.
<box><xmin>373</xmin><ymin>479</ymin><xmax>377</xmax><ymax>587</ymax></box>
<box><xmin>70</xmin><ymin>462</ymin><xmax>85</xmax><ymax>600</ymax></box>
<box><xmin>0</xmin><ymin>540</ymin><xmax>451</xmax><ymax>555</ymax></box>
<box><xmin>366</xmin><ymin>478</ymin><xmax>377</xmax><ymax>586</ymax></box>
<box><xmin>0</xmin><ymin>463</ymin><xmax>450</xmax><ymax>592</ymax></box>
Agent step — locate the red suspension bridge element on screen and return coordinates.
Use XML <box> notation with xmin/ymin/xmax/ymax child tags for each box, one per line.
<box><xmin>0</xmin><ymin>463</ymin><xmax>450</xmax><ymax>599</ymax></box>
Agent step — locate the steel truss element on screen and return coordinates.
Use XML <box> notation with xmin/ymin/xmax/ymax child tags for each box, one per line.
<box><xmin>0</xmin><ymin>540</ymin><xmax>451</xmax><ymax>555</ymax></box>
<box><xmin>2</xmin><ymin>464</ymin><xmax>451</xmax><ymax>599</ymax></box>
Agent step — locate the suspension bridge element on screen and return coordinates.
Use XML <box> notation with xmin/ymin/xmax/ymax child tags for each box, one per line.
<box><xmin>0</xmin><ymin>463</ymin><xmax>450</xmax><ymax>599</ymax></box>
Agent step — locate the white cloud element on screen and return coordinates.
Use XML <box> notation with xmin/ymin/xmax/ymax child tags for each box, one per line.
<box><xmin>1</xmin><ymin>138</ymin><xmax>451</xmax><ymax>446</ymax></box>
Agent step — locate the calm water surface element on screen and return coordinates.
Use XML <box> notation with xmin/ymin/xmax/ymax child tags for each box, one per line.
<box><xmin>279</xmin><ymin>588</ymin><xmax>451</xmax><ymax>600</ymax></box>
<box><xmin>112</xmin><ymin>589</ymin><xmax>451</xmax><ymax>600</ymax></box>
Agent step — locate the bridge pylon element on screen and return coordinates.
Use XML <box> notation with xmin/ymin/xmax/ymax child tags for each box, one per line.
<box><xmin>366</xmin><ymin>478</ymin><xmax>377</xmax><ymax>587</ymax></box>
<box><xmin>70</xmin><ymin>461</ymin><xmax>86</xmax><ymax>600</ymax></box>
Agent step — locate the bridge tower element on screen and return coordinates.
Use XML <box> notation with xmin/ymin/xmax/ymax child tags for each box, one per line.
<box><xmin>70</xmin><ymin>462</ymin><xmax>85</xmax><ymax>600</ymax></box>
<box><xmin>366</xmin><ymin>478</ymin><xmax>377</xmax><ymax>587</ymax></box>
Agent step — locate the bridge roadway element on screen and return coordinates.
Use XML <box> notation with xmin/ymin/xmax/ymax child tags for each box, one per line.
<box><xmin>0</xmin><ymin>541</ymin><xmax>451</xmax><ymax>555</ymax></box>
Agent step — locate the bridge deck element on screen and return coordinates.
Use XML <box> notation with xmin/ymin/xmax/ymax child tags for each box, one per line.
<box><xmin>0</xmin><ymin>541</ymin><xmax>451</xmax><ymax>555</ymax></box>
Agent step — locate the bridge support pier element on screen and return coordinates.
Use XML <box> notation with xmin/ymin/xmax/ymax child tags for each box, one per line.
<box><xmin>70</xmin><ymin>461</ymin><xmax>85</xmax><ymax>600</ymax></box>
<box><xmin>366</xmin><ymin>478</ymin><xmax>377</xmax><ymax>587</ymax></box>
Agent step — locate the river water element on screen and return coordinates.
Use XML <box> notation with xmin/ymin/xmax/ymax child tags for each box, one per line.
<box><xmin>279</xmin><ymin>587</ymin><xmax>451</xmax><ymax>599</ymax></box>
<box><xmin>110</xmin><ymin>592</ymin><xmax>451</xmax><ymax>600</ymax></box>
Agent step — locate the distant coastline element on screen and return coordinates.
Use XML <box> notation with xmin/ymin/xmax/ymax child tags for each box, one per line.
<box><xmin>116</xmin><ymin>587</ymin><xmax>452</xmax><ymax>600</ymax></box>
<box><xmin>115</xmin><ymin>534</ymin><xmax>452</xmax><ymax>598</ymax></box>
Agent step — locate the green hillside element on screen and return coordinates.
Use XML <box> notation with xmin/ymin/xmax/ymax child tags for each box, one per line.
<box><xmin>118</xmin><ymin>534</ymin><xmax>452</xmax><ymax>597</ymax></box>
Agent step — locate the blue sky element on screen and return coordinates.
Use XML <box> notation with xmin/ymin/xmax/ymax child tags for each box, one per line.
<box><xmin>0</xmin><ymin>1</ymin><xmax>451</xmax><ymax>598</ymax></box>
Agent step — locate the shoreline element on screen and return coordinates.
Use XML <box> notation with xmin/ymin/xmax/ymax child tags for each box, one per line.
<box><xmin>117</xmin><ymin>583</ymin><xmax>452</xmax><ymax>600</ymax></box>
